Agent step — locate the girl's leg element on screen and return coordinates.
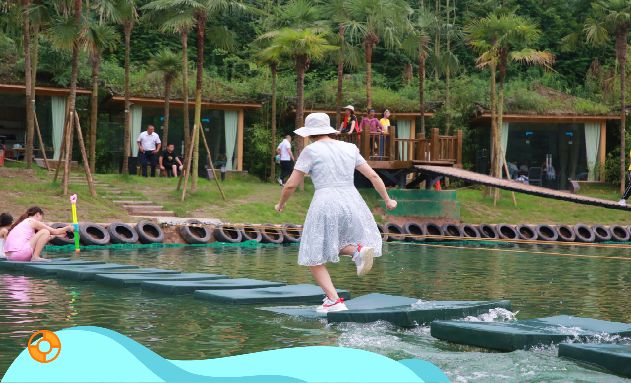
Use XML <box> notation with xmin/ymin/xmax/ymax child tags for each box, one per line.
<box><xmin>309</xmin><ymin>265</ymin><xmax>339</xmax><ymax>300</ymax></box>
<box><xmin>339</xmin><ymin>245</ymin><xmax>355</xmax><ymax>256</ymax></box>
<box><xmin>29</xmin><ymin>229</ymin><xmax>51</xmax><ymax>261</ymax></box>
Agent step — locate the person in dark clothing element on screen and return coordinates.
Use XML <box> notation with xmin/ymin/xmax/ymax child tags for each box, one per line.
<box><xmin>159</xmin><ymin>143</ymin><xmax>183</xmax><ymax>177</ymax></box>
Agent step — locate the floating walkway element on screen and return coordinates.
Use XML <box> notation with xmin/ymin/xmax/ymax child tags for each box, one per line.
<box><xmin>416</xmin><ymin>165</ymin><xmax>630</xmax><ymax>210</ymax></box>
<box><xmin>559</xmin><ymin>343</ymin><xmax>631</xmax><ymax>378</ymax></box>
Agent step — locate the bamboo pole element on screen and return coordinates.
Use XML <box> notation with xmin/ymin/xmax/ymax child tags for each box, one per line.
<box><xmin>493</xmin><ymin>148</ymin><xmax>517</xmax><ymax>207</ymax></box>
<box><xmin>179</xmin><ymin>122</ymin><xmax>198</xmax><ymax>201</ymax></box>
<box><xmin>199</xmin><ymin>128</ymin><xmax>226</xmax><ymax>201</ymax></box>
<box><xmin>62</xmin><ymin>111</ymin><xmax>74</xmax><ymax>195</ymax></box>
<box><xmin>53</xmin><ymin>108</ymin><xmax>71</xmax><ymax>182</ymax></box>
<box><xmin>73</xmin><ymin>113</ymin><xmax>97</xmax><ymax>197</ymax></box>
<box><xmin>33</xmin><ymin>114</ymin><xmax>50</xmax><ymax>171</ymax></box>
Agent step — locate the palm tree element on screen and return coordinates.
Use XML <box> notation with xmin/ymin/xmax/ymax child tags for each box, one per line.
<box><xmin>256</xmin><ymin>44</ymin><xmax>281</xmax><ymax>182</ymax></box>
<box><xmin>147</xmin><ymin>48</ymin><xmax>180</xmax><ymax>146</ymax></box>
<box><xmin>584</xmin><ymin>0</ymin><xmax>631</xmax><ymax>193</ymax></box>
<box><xmin>22</xmin><ymin>0</ymin><xmax>34</xmax><ymax>168</ymax></box>
<box><xmin>345</xmin><ymin>0</ymin><xmax>413</xmax><ymax>109</ymax></box>
<box><xmin>101</xmin><ymin>0</ymin><xmax>137</xmax><ymax>174</ymax></box>
<box><xmin>259</xmin><ymin>27</ymin><xmax>336</xmax><ymax>143</ymax></box>
<box><xmin>466</xmin><ymin>13</ymin><xmax>554</xmax><ymax>185</ymax></box>
<box><xmin>85</xmin><ymin>21</ymin><xmax>118</xmax><ymax>173</ymax></box>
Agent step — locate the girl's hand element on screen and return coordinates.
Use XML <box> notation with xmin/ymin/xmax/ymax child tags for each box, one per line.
<box><xmin>385</xmin><ymin>199</ymin><xmax>397</xmax><ymax>210</ymax></box>
<box><xmin>275</xmin><ymin>203</ymin><xmax>284</xmax><ymax>212</ymax></box>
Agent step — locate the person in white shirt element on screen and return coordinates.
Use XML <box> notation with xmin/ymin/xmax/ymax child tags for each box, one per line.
<box><xmin>136</xmin><ymin>125</ymin><xmax>162</xmax><ymax>177</ymax></box>
<box><xmin>276</xmin><ymin>135</ymin><xmax>295</xmax><ymax>186</ymax></box>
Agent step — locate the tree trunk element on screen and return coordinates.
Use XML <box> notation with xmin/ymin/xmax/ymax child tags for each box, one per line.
<box><xmin>419</xmin><ymin>49</ymin><xmax>426</xmax><ymax>136</ymax></box>
<box><xmin>163</xmin><ymin>76</ymin><xmax>172</xmax><ymax>145</ymax></box>
<box><xmin>497</xmin><ymin>53</ymin><xmax>507</xmax><ymax>176</ymax></box>
<box><xmin>295</xmin><ymin>55</ymin><xmax>306</xmax><ymax>154</ymax></box>
<box><xmin>122</xmin><ymin>22</ymin><xmax>133</xmax><ymax>174</ymax></box>
<box><xmin>335</xmin><ymin>23</ymin><xmax>345</xmax><ymax>128</ymax></box>
<box><xmin>89</xmin><ymin>52</ymin><xmax>100</xmax><ymax>173</ymax></box>
<box><xmin>434</xmin><ymin>0</ymin><xmax>440</xmax><ymax>81</ymax></box>
<box><xmin>181</xmin><ymin>30</ymin><xmax>190</xmax><ymax>155</ymax></box>
<box><xmin>617</xmin><ymin>30</ymin><xmax>627</xmax><ymax>194</ymax></box>
<box><xmin>365</xmin><ymin>39</ymin><xmax>373</xmax><ymax>110</ymax></box>
<box><xmin>270</xmin><ymin>63</ymin><xmax>277</xmax><ymax>181</ymax></box>
<box><xmin>23</xmin><ymin>0</ymin><xmax>34</xmax><ymax>168</ymax></box>
<box><xmin>192</xmin><ymin>13</ymin><xmax>207</xmax><ymax>192</ymax></box>
<box><xmin>30</xmin><ymin>21</ymin><xmax>40</xmax><ymax>164</ymax></box>
<box><xmin>63</xmin><ymin>0</ymin><xmax>82</xmax><ymax>195</ymax></box>
<box><xmin>486</xmin><ymin>60</ymin><xmax>498</xmax><ymax>198</ymax></box>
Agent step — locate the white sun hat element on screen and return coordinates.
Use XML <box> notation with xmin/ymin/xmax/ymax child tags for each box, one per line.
<box><xmin>343</xmin><ymin>105</ymin><xmax>355</xmax><ymax>111</ymax></box>
<box><xmin>294</xmin><ymin>113</ymin><xmax>338</xmax><ymax>137</ymax></box>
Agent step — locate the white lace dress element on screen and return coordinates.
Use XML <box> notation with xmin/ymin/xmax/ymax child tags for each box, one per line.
<box><xmin>294</xmin><ymin>140</ymin><xmax>382</xmax><ymax>266</ymax></box>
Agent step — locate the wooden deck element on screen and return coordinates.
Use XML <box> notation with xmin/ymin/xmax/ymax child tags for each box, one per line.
<box><xmin>416</xmin><ymin>165</ymin><xmax>630</xmax><ymax>210</ymax></box>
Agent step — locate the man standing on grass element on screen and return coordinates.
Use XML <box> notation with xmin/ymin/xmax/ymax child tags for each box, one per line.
<box><xmin>137</xmin><ymin>125</ymin><xmax>161</xmax><ymax>177</ymax></box>
<box><xmin>277</xmin><ymin>134</ymin><xmax>295</xmax><ymax>186</ymax></box>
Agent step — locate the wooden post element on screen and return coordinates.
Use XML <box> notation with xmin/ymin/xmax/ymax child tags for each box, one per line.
<box><xmin>361</xmin><ymin>125</ymin><xmax>370</xmax><ymax>159</ymax></box>
<box><xmin>456</xmin><ymin>129</ymin><xmax>463</xmax><ymax>167</ymax></box>
<box><xmin>599</xmin><ymin>121</ymin><xmax>606</xmax><ymax>182</ymax></box>
<box><xmin>431</xmin><ymin>128</ymin><xmax>440</xmax><ymax>161</ymax></box>
<box><xmin>62</xmin><ymin>111</ymin><xmax>75</xmax><ymax>195</ymax></box>
<box><xmin>180</xmin><ymin>122</ymin><xmax>198</xmax><ymax>201</ymax></box>
<box><xmin>73</xmin><ymin>113</ymin><xmax>97</xmax><ymax>197</ymax></box>
<box><xmin>237</xmin><ymin>109</ymin><xmax>244</xmax><ymax>171</ymax></box>
<box><xmin>200</xmin><ymin>128</ymin><xmax>227</xmax><ymax>201</ymax></box>
<box><xmin>409</xmin><ymin>118</ymin><xmax>416</xmax><ymax>161</ymax></box>
<box><xmin>389</xmin><ymin>125</ymin><xmax>397</xmax><ymax>161</ymax></box>
<box><xmin>34</xmin><ymin>114</ymin><xmax>50</xmax><ymax>171</ymax></box>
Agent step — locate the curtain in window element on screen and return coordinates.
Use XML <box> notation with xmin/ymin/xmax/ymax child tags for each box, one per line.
<box><xmin>131</xmin><ymin>105</ymin><xmax>143</xmax><ymax>157</ymax></box>
<box><xmin>224</xmin><ymin>111</ymin><xmax>238</xmax><ymax>170</ymax></box>
<box><xmin>584</xmin><ymin>122</ymin><xmax>600</xmax><ymax>181</ymax></box>
<box><xmin>397</xmin><ymin>119</ymin><xmax>411</xmax><ymax>160</ymax></box>
<box><xmin>51</xmin><ymin>96</ymin><xmax>66</xmax><ymax>160</ymax></box>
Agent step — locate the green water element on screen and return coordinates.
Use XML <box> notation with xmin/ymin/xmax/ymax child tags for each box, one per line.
<box><xmin>1</xmin><ymin>242</ymin><xmax>630</xmax><ymax>382</ymax></box>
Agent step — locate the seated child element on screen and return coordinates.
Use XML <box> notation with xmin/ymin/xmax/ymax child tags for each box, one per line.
<box><xmin>3</xmin><ymin>207</ymin><xmax>73</xmax><ymax>262</ymax></box>
<box><xmin>0</xmin><ymin>213</ymin><xmax>13</xmax><ymax>258</ymax></box>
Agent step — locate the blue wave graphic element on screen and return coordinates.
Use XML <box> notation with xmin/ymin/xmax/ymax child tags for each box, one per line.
<box><xmin>2</xmin><ymin>327</ymin><xmax>449</xmax><ymax>383</ymax></box>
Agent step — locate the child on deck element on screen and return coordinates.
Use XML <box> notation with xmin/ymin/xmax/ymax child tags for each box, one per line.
<box><xmin>0</xmin><ymin>213</ymin><xmax>13</xmax><ymax>258</ymax></box>
<box><xmin>275</xmin><ymin>113</ymin><xmax>397</xmax><ymax>313</ymax></box>
<box><xmin>3</xmin><ymin>207</ymin><xmax>73</xmax><ymax>262</ymax></box>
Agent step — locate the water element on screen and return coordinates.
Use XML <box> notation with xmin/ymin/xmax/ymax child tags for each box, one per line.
<box><xmin>1</xmin><ymin>242</ymin><xmax>630</xmax><ymax>382</ymax></box>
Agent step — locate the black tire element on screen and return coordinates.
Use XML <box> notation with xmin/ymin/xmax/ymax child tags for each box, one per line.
<box><xmin>384</xmin><ymin>223</ymin><xmax>405</xmax><ymax>242</ymax></box>
<box><xmin>241</xmin><ymin>225</ymin><xmax>263</xmax><ymax>242</ymax></box>
<box><xmin>377</xmin><ymin>224</ymin><xmax>388</xmax><ymax>241</ymax></box>
<box><xmin>478</xmin><ymin>224</ymin><xmax>499</xmax><ymax>239</ymax></box>
<box><xmin>214</xmin><ymin>224</ymin><xmax>243</xmax><ymax>243</ymax></box>
<box><xmin>281</xmin><ymin>224</ymin><xmax>302</xmax><ymax>243</ymax></box>
<box><xmin>556</xmin><ymin>225</ymin><xmax>576</xmax><ymax>242</ymax></box>
<box><xmin>516</xmin><ymin>224</ymin><xmax>538</xmax><ymax>241</ymax></box>
<box><xmin>574</xmin><ymin>224</ymin><xmax>595</xmax><ymax>243</ymax></box>
<box><xmin>178</xmin><ymin>219</ymin><xmax>211</xmax><ymax>244</ymax></box>
<box><xmin>591</xmin><ymin>225</ymin><xmax>612</xmax><ymax>242</ymax></box>
<box><xmin>108</xmin><ymin>222</ymin><xmax>138</xmax><ymax>244</ymax></box>
<box><xmin>79</xmin><ymin>223</ymin><xmax>110</xmax><ymax>246</ymax></box>
<box><xmin>423</xmin><ymin>222</ymin><xmax>444</xmax><ymax>241</ymax></box>
<box><xmin>403</xmin><ymin>222</ymin><xmax>424</xmax><ymax>242</ymax></box>
<box><xmin>135</xmin><ymin>220</ymin><xmax>164</xmax><ymax>244</ymax></box>
<box><xmin>260</xmin><ymin>224</ymin><xmax>284</xmax><ymax>244</ymax></box>
<box><xmin>460</xmin><ymin>224</ymin><xmax>481</xmax><ymax>238</ymax></box>
<box><xmin>50</xmin><ymin>223</ymin><xmax>74</xmax><ymax>246</ymax></box>
<box><xmin>535</xmin><ymin>224</ymin><xmax>558</xmax><ymax>241</ymax></box>
<box><xmin>442</xmin><ymin>223</ymin><xmax>464</xmax><ymax>238</ymax></box>
<box><xmin>496</xmin><ymin>224</ymin><xmax>519</xmax><ymax>240</ymax></box>
<box><xmin>609</xmin><ymin>225</ymin><xmax>630</xmax><ymax>242</ymax></box>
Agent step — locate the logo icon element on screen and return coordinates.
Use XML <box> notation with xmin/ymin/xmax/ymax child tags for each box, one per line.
<box><xmin>28</xmin><ymin>330</ymin><xmax>61</xmax><ymax>363</ymax></box>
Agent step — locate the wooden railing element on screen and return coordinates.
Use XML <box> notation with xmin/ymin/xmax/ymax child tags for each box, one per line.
<box><xmin>335</xmin><ymin>127</ymin><xmax>462</xmax><ymax>166</ymax></box>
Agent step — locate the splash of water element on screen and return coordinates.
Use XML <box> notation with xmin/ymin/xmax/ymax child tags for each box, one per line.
<box><xmin>463</xmin><ymin>308</ymin><xmax>519</xmax><ymax>322</ymax></box>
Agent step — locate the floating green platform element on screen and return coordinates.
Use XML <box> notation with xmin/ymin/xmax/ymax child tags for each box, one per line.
<box><xmin>57</xmin><ymin>267</ymin><xmax>179</xmax><ymax>281</ymax></box>
<box><xmin>95</xmin><ymin>272</ymin><xmax>227</xmax><ymax>287</ymax></box>
<box><xmin>194</xmin><ymin>284</ymin><xmax>350</xmax><ymax>305</ymax></box>
<box><xmin>0</xmin><ymin>259</ymin><xmax>103</xmax><ymax>271</ymax></box>
<box><xmin>558</xmin><ymin>343</ymin><xmax>631</xmax><ymax>378</ymax></box>
<box><xmin>430</xmin><ymin>316</ymin><xmax>631</xmax><ymax>351</ymax></box>
<box><xmin>23</xmin><ymin>263</ymin><xmax>139</xmax><ymax>277</ymax></box>
<box><xmin>141</xmin><ymin>278</ymin><xmax>285</xmax><ymax>294</ymax></box>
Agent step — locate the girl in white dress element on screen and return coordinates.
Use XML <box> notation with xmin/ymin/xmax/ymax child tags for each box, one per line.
<box><xmin>275</xmin><ymin>113</ymin><xmax>397</xmax><ymax>313</ymax></box>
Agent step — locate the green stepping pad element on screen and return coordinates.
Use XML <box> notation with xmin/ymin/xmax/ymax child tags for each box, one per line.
<box><xmin>57</xmin><ymin>267</ymin><xmax>178</xmax><ymax>281</ymax></box>
<box><xmin>193</xmin><ymin>284</ymin><xmax>350</xmax><ymax>304</ymax></box>
<box><xmin>23</xmin><ymin>263</ymin><xmax>138</xmax><ymax>277</ymax></box>
<box><xmin>261</xmin><ymin>293</ymin><xmax>512</xmax><ymax>327</ymax></box>
<box><xmin>140</xmin><ymin>278</ymin><xmax>285</xmax><ymax>294</ymax></box>
<box><xmin>430</xmin><ymin>316</ymin><xmax>631</xmax><ymax>351</ymax></box>
<box><xmin>558</xmin><ymin>343</ymin><xmax>631</xmax><ymax>378</ymax></box>
<box><xmin>0</xmin><ymin>259</ymin><xmax>103</xmax><ymax>271</ymax></box>
<box><xmin>95</xmin><ymin>273</ymin><xmax>227</xmax><ymax>287</ymax></box>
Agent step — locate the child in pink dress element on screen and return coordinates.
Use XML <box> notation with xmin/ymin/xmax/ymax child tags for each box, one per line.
<box><xmin>3</xmin><ymin>207</ymin><xmax>73</xmax><ymax>262</ymax></box>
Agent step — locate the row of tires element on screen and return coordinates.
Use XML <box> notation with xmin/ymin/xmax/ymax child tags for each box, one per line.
<box><xmin>378</xmin><ymin>222</ymin><xmax>631</xmax><ymax>243</ymax></box>
<box><xmin>48</xmin><ymin>220</ymin><xmax>304</xmax><ymax>246</ymax></box>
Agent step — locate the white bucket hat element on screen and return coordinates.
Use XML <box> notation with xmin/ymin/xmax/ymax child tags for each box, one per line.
<box><xmin>294</xmin><ymin>113</ymin><xmax>338</xmax><ymax>137</ymax></box>
<box><xmin>343</xmin><ymin>105</ymin><xmax>355</xmax><ymax>111</ymax></box>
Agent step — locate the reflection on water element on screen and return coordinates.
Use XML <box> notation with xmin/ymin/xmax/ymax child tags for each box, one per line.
<box><xmin>1</xmin><ymin>243</ymin><xmax>630</xmax><ymax>382</ymax></box>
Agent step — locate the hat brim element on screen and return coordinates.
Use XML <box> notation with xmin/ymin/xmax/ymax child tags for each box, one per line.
<box><xmin>294</xmin><ymin>126</ymin><xmax>338</xmax><ymax>137</ymax></box>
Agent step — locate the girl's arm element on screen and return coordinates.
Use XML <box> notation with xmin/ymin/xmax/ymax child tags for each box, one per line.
<box><xmin>275</xmin><ymin>170</ymin><xmax>306</xmax><ymax>212</ymax></box>
<box><xmin>356</xmin><ymin>163</ymin><xmax>397</xmax><ymax>210</ymax></box>
<box><xmin>31</xmin><ymin>220</ymin><xmax>73</xmax><ymax>235</ymax></box>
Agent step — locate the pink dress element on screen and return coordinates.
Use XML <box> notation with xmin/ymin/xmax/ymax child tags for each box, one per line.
<box><xmin>3</xmin><ymin>219</ymin><xmax>35</xmax><ymax>261</ymax></box>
